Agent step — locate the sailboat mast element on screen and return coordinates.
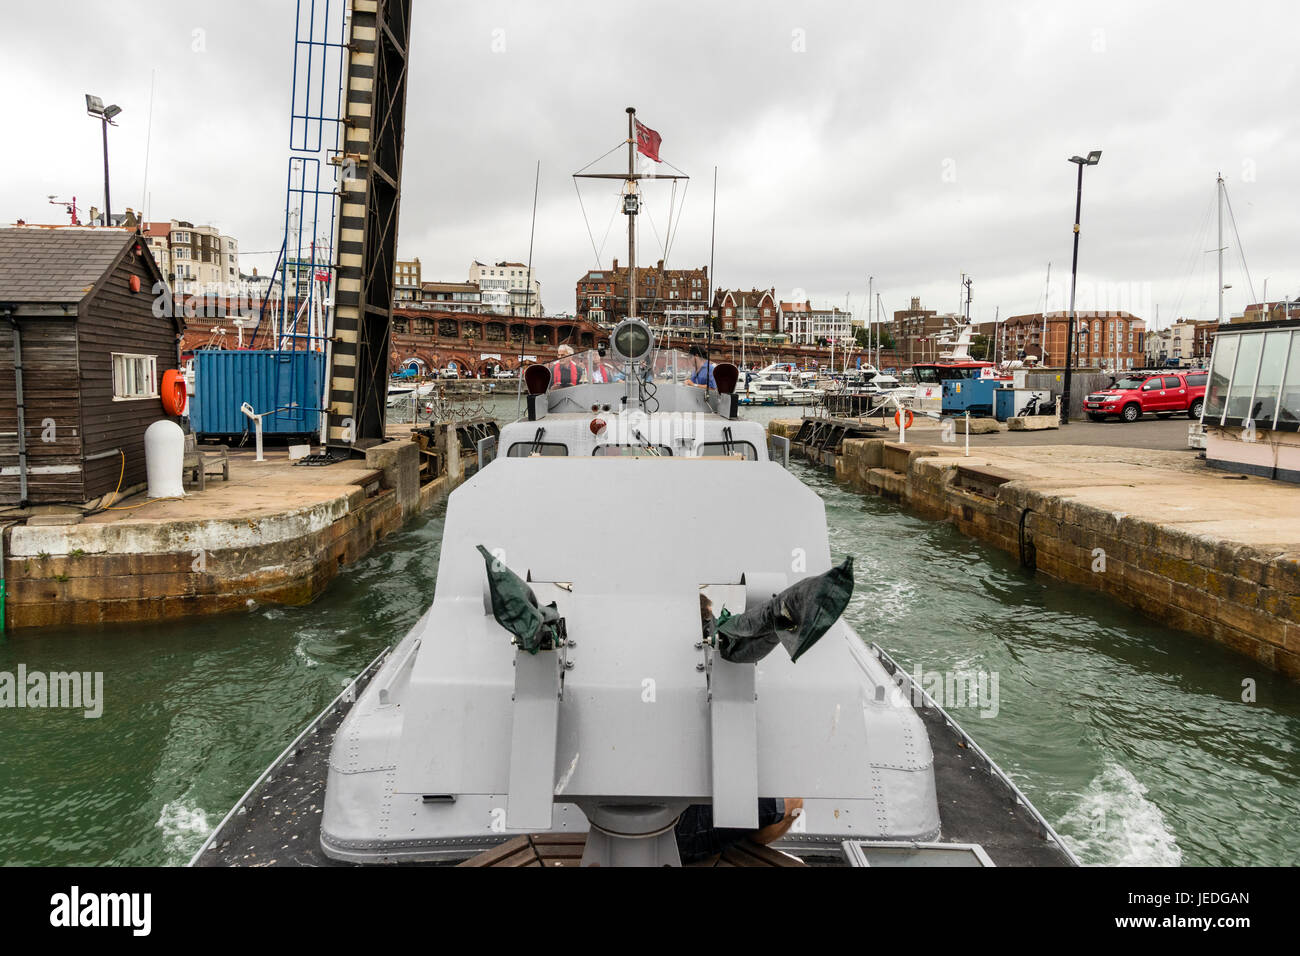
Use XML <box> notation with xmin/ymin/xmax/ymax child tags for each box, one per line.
<box><xmin>627</xmin><ymin>107</ymin><xmax>638</xmax><ymax>322</ymax></box>
<box><xmin>868</xmin><ymin>276</ymin><xmax>874</xmax><ymax>369</ymax></box>
<box><xmin>1040</xmin><ymin>262</ymin><xmax>1051</xmax><ymax>363</ymax></box>
<box><xmin>1217</xmin><ymin>172</ymin><xmax>1224</xmax><ymax>325</ymax></box>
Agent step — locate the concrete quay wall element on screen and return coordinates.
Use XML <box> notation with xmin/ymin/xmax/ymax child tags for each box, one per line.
<box><xmin>769</xmin><ymin>420</ymin><xmax>1300</xmax><ymax>679</ymax></box>
<box><xmin>4</xmin><ymin>438</ymin><xmax>464</xmax><ymax>629</ymax></box>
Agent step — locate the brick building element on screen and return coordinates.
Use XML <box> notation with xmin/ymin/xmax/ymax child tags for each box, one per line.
<box><xmin>714</xmin><ymin>288</ymin><xmax>778</xmax><ymax>338</ymax></box>
<box><xmin>1001</xmin><ymin>310</ymin><xmax>1146</xmax><ymax>369</ymax></box>
<box><xmin>575</xmin><ymin>259</ymin><xmax>708</xmax><ymax>328</ymax></box>
<box><xmin>890</xmin><ymin>297</ymin><xmax>946</xmax><ymax>363</ymax></box>
<box><xmin>1192</xmin><ymin>320</ymin><xmax>1219</xmax><ymax>363</ymax></box>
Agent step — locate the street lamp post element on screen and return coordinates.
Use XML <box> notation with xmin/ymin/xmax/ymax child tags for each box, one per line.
<box><xmin>85</xmin><ymin>94</ymin><xmax>122</xmax><ymax>227</ymax></box>
<box><xmin>1061</xmin><ymin>149</ymin><xmax>1101</xmax><ymax>425</ymax></box>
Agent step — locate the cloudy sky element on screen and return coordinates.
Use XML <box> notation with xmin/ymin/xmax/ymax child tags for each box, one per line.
<box><xmin>3</xmin><ymin>1</ymin><xmax>1297</xmax><ymax>327</ymax></box>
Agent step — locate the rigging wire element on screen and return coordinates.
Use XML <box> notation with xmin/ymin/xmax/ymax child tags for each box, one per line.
<box><xmin>573</xmin><ymin>177</ymin><xmax>605</xmax><ymax>268</ymax></box>
<box><xmin>1223</xmin><ymin>186</ymin><xmax>1258</xmax><ymax>305</ymax></box>
<box><xmin>574</xmin><ymin>140</ymin><xmax>629</xmax><ymax>176</ymax></box>
<box><xmin>573</xmin><ymin>178</ymin><xmax>624</xmax><ymax>268</ymax></box>
<box><xmin>1169</xmin><ymin>190</ymin><xmax>1216</xmax><ymax>323</ymax></box>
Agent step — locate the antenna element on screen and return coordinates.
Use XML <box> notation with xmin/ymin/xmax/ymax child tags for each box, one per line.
<box><xmin>516</xmin><ymin>160</ymin><xmax>541</xmax><ymax>419</ymax></box>
<box><xmin>708</xmin><ymin>166</ymin><xmax>717</xmax><ymax>351</ymax></box>
<box><xmin>141</xmin><ymin>69</ymin><xmax>156</xmax><ymax>220</ymax></box>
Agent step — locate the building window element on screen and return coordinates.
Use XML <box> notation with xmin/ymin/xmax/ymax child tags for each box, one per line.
<box><xmin>112</xmin><ymin>353</ymin><xmax>158</xmax><ymax>401</ymax></box>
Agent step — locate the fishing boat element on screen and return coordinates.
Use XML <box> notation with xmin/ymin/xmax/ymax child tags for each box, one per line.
<box><xmin>192</xmin><ymin>109</ymin><xmax>1077</xmax><ymax>868</ymax></box>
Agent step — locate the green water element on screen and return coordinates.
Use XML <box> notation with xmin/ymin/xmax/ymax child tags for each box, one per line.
<box><xmin>2</xmin><ymin>403</ymin><xmax>1297</xmax><ymax>866</ymax></box>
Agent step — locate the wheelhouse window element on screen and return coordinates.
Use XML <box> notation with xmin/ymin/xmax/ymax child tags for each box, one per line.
<box><xmin>592</xmin><ymin>444</ymin><xmax>672</xmax><ymax>457</ymax></box>
<box><xmin>698</xmin><ymin>441</ymin><xmax>757</xmax><ymax>460</ymax></box>
<box><xmin>112</xmin><ymin>353</ymin><xmax>158</xmax><ymax>400</ymax></box>
<box><xmin>506</xmin><ymin>442</ymin><xmax>568</xmax><ymax>457</ymax></box>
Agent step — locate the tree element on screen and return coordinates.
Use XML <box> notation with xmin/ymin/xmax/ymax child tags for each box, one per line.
<box><xmin>969</xmin><ymin>334</ymin><xmax>990</xmax><ymax>361</ymax></box>
<box><xmin>855</xmin><ymin>327</ymin><xmax>896</xmax><ymax>350</ymax></box>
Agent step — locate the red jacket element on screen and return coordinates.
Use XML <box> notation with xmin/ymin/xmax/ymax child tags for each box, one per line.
<box><xmin>552</xmin><ymin>359</ymin><xmax>581</xmax><ymax>386</ymax></box>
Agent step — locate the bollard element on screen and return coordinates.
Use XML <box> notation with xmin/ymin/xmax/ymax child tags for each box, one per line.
<box><xmin>240</xmin><ymin>402</ymin><xmax>265</xmax><ymax>462</ymax></box>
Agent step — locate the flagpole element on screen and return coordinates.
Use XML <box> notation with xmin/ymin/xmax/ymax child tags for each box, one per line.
<box><xmin>626</xmin><ymin>106</ymin><xmax>637</xmax><ymax>322</ymax></box>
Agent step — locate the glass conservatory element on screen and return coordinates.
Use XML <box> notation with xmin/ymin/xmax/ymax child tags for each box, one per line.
<box><xmin>1202</xmin><ymin>318</ymin><xmax>1300</xmax><ymax>481</ymax></box>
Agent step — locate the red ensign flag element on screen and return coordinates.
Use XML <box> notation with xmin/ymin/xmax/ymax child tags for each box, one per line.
<box><xmin>634</xmin><ymin>120</ymin><xmax>662</xmax><ymax>162</ymax></box>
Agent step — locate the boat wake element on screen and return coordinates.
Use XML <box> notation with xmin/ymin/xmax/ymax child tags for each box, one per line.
<box><xmin>156</xmin><ymin>798</ymin><xmax>211</xmax><ymax>866</ymax></box>
<box><xmin>1057</xmin><ymin>762</ymin><xmax>1182</xmax><ymax>866</ymax></box>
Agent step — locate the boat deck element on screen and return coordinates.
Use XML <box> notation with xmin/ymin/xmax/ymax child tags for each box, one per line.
<box><xmin>193</xmin><ymin>648</ymin><xmax>1075</xmax><ymax>868</ymax></box>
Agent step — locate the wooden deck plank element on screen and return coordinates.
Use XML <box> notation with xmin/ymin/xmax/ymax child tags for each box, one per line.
<box><xmin>460</xmin><ymin>833</ymin><xmax>806</xmax><ymax>867</ymax></box>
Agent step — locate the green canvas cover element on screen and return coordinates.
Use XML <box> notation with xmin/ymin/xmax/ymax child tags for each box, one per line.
<box><xmin>715</xmin><ymin>557</ymin><xmax>854</xmax><ymax>664</ymax></box>
<box><xmin>476</xmin><ymin>544</ymin><xmax>563</xmax><ymax>653</ymax></box>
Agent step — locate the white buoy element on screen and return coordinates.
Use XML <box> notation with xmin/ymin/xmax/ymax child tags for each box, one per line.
<box><xmin>144</xmin><ymin>419</ymin><xmax>186</xmax><ymax>498</ymax></box>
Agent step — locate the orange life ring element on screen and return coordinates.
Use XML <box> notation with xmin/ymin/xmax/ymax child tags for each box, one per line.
<box><xmin>161</xmin><ymin>369</ymin><xmax>187</xmax><ymax>416</ymax></box>
<box><xmin>894</xmin><ymin>408</ymin><xmax>915</xmax><ymax>429</ymax></box>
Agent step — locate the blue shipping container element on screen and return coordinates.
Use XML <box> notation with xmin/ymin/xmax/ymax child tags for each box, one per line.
<box><xmin>191</xmin><ymin>350</ymin><xmax>325</xmax><ymax>437</ymax></box>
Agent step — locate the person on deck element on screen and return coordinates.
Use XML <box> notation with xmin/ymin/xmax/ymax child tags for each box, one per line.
<box><xmin>550</xmin><ymin>344</ymin><xmax>583</xmax><ymax>387</ymax></box>
<box><xmin>687</xmin><ymin>346</ymin><xmax>716</xmax><ymax>389</ymax></box>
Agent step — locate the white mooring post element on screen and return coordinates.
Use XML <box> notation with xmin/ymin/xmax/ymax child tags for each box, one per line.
<box><xmin>240</xmin><ymin>402</ymin><xmax>265</xmax><ymax>462</ymax></box>
<box><xmin>965</xmin><ymin>410</ymin><xmax>970</xmax><ymax>457</ymax></box>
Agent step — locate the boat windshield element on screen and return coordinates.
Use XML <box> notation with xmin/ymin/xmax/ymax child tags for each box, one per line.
<box><xmin>914</xmin><ymin>364</ymin><xmax>985</xmax><ymax>383</ymax></box>
<box><xmin>540</xmin><ymin>348</ymin><xmax>715</xmax><ymax>390</ymax></box>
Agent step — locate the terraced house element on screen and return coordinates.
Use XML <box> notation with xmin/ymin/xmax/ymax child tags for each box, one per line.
<box><xmin>576</xmin><ymin>259</ymin><xmax>708</xmax><ymax>328</ymax></box>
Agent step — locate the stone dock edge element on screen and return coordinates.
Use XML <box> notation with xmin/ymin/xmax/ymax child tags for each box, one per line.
<box><xmin>769</xmin><ymin>420</ymin><xmax>1300</xmax><ymax>680</ymax></box>
<box><xmin>2</xmin><ymin>437</ymin><xmax>467</xmax><ymax>630</ymax></box>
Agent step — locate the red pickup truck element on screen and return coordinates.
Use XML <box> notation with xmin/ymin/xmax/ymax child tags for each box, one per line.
<box><xmin>1084</xmin><ymin>370</ymin><xmax>1207</xmax><ymax>423</ymax></box>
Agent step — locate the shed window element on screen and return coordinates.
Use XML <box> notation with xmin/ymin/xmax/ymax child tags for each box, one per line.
<box><xmin>1280</xmin><ymin>336</ymin><xmax>1300</xmax><ymax>427</ymax></box>
<box><xmin>112</xmin><ymin>354</ymin><xmax>158</xmax><ymax>400</ymax></box>
<box><xmin>1225</xmin><ymin>333</ymin><xmax>1264</xmax><ymax>420</ymax></box>
<box><xmin>1251</xmin><ymin>331</ymin><xmax>1290</xmax><ymax>426</ymax></box>
<box><xmin>1204</xmin><ymin>334</ymin><xmax>1237</xmax><ymax>422</ymax></box>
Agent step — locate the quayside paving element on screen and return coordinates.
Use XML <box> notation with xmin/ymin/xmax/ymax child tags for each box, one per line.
<box><xmin>2</xmin><ymin>429</ymin><xmax>464</xmax><ymax>630</ymax></box>
<box><xmin>771</xmin><ymin>418</ymin><xmax>1300</xmax><ymax>680</ymax></box>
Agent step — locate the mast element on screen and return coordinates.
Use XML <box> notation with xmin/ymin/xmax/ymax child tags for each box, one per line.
<box><xmin>574</xmin><ymin>108</ymin><xmax>687</xmax><ymax>327</ymax></box>
<box><xmin>868</xmin><ymin>276</ymin><xmax>874</xmax><ymax>370</ymax></box>
<box><xmin>627</xmin><ymin>107</ymin><xmax>638</xmax><ymax>322</ymax></box>
<box><xmin>1216</xmin><ymin>175</ymin><xmax>1223</xmax><ymax>325</ymax></box>
<box><xmin>1040</xmin><ymin>262</ymin><xmax>1050</xmax><ymax>363</ymax></box>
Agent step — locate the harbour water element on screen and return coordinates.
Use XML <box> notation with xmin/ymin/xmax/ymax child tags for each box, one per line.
<box><xmin>1</xmin><ymin>400</ymin><xmax>1297</xmax><ymax>866</ymax></box>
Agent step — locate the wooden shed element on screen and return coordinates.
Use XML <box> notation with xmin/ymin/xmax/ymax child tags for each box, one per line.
<box><xmin>0</xmin><ymin>227</ymin><xmax>179</xmax><ymax>506</ymax></box>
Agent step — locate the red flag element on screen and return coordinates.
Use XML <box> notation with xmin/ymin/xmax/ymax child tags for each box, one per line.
<box><xmin>634</xmin><ymin>119</ymin><xmax>662</xmax><ymax>162</ymax></box>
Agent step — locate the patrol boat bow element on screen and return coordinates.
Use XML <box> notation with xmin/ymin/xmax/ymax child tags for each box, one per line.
<box><xmin>193</xmin><ymin>109</ymin><xmax>1077</xmax><ymax>868</ymax></box>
